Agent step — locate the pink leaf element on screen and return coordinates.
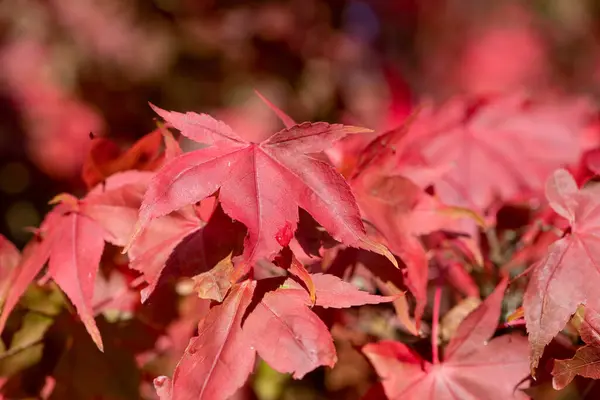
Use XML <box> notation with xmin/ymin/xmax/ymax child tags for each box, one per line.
<box><xmin>243</xmin><ymin>285</ymin><xmax>336</xmax><ymax>378</ymax></box>
<box><xmin>0</xmin><ymin>235</ymin><xmax>21</xmax><ymax>302</ymax></box>
<box><xmin>0</xmin><ymin>237</ymin><xmax>52</xmax><ymax>335</ymax></box>
<box><xmin>82</xmin><ymin>177</ymin><xmax>149</xmax><ymax>247</ymax></box>
<box><xmin>444</xmin><ymin>278</ymin><xmax>508</xmax><ymax>360</ymax></box>
<box><xmin>284</xmin><ymin>273</ymin><xmax>395</xmax><ymax>309</ymax></box>
<box><xmin>168</xmin><ymin>281</ymin><xmax>256</xmax><ymax>400</ymax></box>
<box><xmin>149</xmin><ymin>103</ymin><xmax>244</xmax><ymax>145</ymax></box>
<box><xmin>524</xmin><ymin>169</ymin><xmax>600</xmax><ymax>372</ymax></box>
<box><xmin>545</xmin><ymin>168</ymin><xmax>578</xmax><ymax>221</ymax></box>
<box><xmin>132</xmin><ymin>105</ymin><xmax>394</xmax><ymax>272</ymax></box>
<box><xmin>49</xmin><ymin>213</ymin><xmax>106</xmax><ymax>351</ymax></box>
<box><xmin>363</xmin><ymin>279</ymin><xmax>529</xmax><ymax>399</ymax></box>
<box><xmin>552</xmin><ymin>307</ymin><xmax>600</xmax><ymax>389</ymax></box>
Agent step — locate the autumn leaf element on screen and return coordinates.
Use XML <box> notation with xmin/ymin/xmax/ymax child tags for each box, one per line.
<box><xmin>0</xmin><ymin>202</ymin><xmax>106</xmax><ymax>352</ymax></box>
<box><xmin>241</xmin><ymin>272</ymin><xmax>392</xmax><ymax>379</ymax></box>
<box><xmin>0</xmin><ymin>174</ymin><xmax>149</xmax><ymax>351</ymax></box>
<box><xmin>524</xmin><ymin>169</ymin><xmax>600</xmax><ymax>372</ymax></box>
<box><xmin>281</xmin><ymin>273</ymin><xmax>396</xmax><ymax>309</ymax></box>
<box><xmin>242</xmin><ymin>282</ymin><xmax>337</xmax><ymax>379</ymax></box>
<box><xmin>128</xmin><ymin>204</ymin><xmax>244</xmax><ymax>302</ymax></box>
<box><xmin>164</xmin><ymin>280</ymin><xmax>257</xmax><ymax>400</ymax></box>
<box><xmin>81</xmin><ymin>172</ymin><xmax>153</xmax><ymax>246</ymax></box>
<box><xmin>192</xmin><ymin>253</ymin><xmax>235</xmax><ymax>302</ymax></box>
<box><xmin>380</xmin><ymin>94</ymin><xmax>592</xmax><ymax>212</ymax></box>
<box><xmin>0</xmin><ymin>217</ymin><xmax>59</xmax><ymax>346</ymax></box>
<box><xmin>128</xmin><ymin>210</ymin><xmax>204</xmax><ymax>302</ymax></box>
<box><xmin>273</xmin><ymin>247</ymin><xmax>316</xmax><ymax>304</ymax></box>
<box><xmin>363</xmin><ymin>279</ymin><xmax>530</xmax><ymax>399</ymax></box>
<box><xmin>82</xmin><ymin>129</ymin><xmax>163</xmax><ymax>189</ymax></box>
<box><xmin>0</xmin><ymin>235</ymin><xmax>20</xmax><ymax>304</ymax></box>
<box><xmin>127</xmin><ymin>102</ymin><xmax>396</xmax><ymax>275</ymax></box>
<box><xmin>49</xmin><ymin>209</ymin><xmax>107</xmax><ymax>350</ymax></box>
<box><xmin>552</xmin><ymin>306</ymin><xmax>600</xmax><ymax>389</ymax></box>
<box><xmin>352</xmin><ymin>173</ymin><xmax>473</xmax><ymax>326</ymax></box>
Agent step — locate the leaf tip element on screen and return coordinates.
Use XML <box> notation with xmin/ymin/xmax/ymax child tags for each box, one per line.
<box><xmin>345</xmin><ymin>125</ymin><xmax>375</xmax><ymax>134</ymax></box>
<box><xmin>48</xmin><ymin>193</ymin><xmax>79</xmax><ymax>208</ymax></box>
<box><xmin>440</xmin><ymin>205</ymin><xmax>487</xmax><ymax>228</ymax></box>
<box><xmin>148</xmin><ymin>102</ymin><xmax>168</xmax><ymax>120</ymax></box>
<box><xmin>86</xmin><ymin>320</ymin><xmax>104</xmax><ymax>352</ymax></box>
<box><xmin>360</xmin><ymin>239</ymin><xmax>398</xmax><ymax>268</ymax></box>
<box><xmin>253</xmin><ymin>89</ymin><xmax>296</xmax><ymax>128</ymax></box>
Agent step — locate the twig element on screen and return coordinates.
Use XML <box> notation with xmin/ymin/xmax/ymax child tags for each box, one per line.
<box><xmin>0</xmin><ymin>338</ymin><xmax>43</xmax><ymax>362</ymax></box>
<box><xmin>485</xmin><ymin>228</ymin><xmax>503</xmax><ymax>266</ymax></box>
<box><xmin>431</xmin><ymin>284</ymin><xmax>442</xmax><ymax>364</ymax></box>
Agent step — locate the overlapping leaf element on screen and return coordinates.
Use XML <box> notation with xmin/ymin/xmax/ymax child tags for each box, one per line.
<box><xmin>160</xmin><ymin>268</ymin><xmax>393</xmax><ymax>398</ymax></box>
<box><xmin>352</xmin><ymin>172</ymin><xmax>475</xmax><ymax>325</ymax></box>
<box><xmin>129</xmin><ymin>204</ymin><xmax>244</xmax><ymax>302</ymax></box>
<box><xmin>82</xmin><ymin>129</ymin><xmax>163</xmax><ymax>188</ymax></box>
<box><xmin>524</xmin><ymin>169</ymin><xmax>600</xmax><ymax>372</ymax></box>
<box><xmin>280</xmin><ymin>272</ymin><xmax>396</xmax><ymax>309</ymax></box>
<box><xmin>242</xmin><ymin>282</ymin><xmax>337</xmax><ymax>379</ymax></box>
<box><xmin>128</xmin><ymin>102</ymin><xmax>396</xmax><ymax>275</ymax></box>
<box><xmin>379</xmin><ymin>95</ymin><xmax>593</xmax><ymax>212</ymax></box>
<box><xmin>0</xmin><ymin>235</ymin><xmax>20</xmax><ymax>304</ymax></box>
<box><xmin>82</xmin><ymin>125</ymin><xmax>182</xmax><ymax>189</ymax></box>
<box><xmin>552</xmin><ymin>306</ymin><xmax>600</xmax><ymax>389</ymax></box>
<box><xmin>363</xmin><ymin>279</ymin><xmax>530</xmax><ymax>399</ymax></box>
<box><xmin>159</xmin><ymin>281</ymin><xmax>256</xmax><ymax>400</ymax></box>
<box><xmin>241</xmin><ymin>273</ymin><xmax>393</xmax><ymax>379</ymax></box>
<box><xmin>0</xmin><ymin>172</ymin><xmax>151</xmax><ymax>350</ymax></box>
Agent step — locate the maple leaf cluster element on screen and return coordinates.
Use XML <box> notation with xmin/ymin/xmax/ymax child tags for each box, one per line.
<box><xmin>2</xmin><ymin>89</ymin><xmax>600</xmax><ymax>400</ymax></box>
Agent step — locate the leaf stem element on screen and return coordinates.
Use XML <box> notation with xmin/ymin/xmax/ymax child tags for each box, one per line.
<box><xmin>432</xmin><ymin>284</ymin><xmax>442</xmax><ymax>365</ymax></box>
<box><xmin>485</xmin><ymin>228</ymin><xmax>503</xmax><ymax>265</ymax></box>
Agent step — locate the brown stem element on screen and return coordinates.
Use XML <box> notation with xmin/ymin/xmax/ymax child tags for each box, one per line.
<box><xmin>431</xmin><ymin>284</ymin><xmax>442</xmax><ymax>364</ymax></box>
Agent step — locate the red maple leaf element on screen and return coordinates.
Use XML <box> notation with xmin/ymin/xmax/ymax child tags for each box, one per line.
<box><xmin>552</xmin><ymin>306</ymin><xmax>600</xmax><ymax>390</ymax></box>
<box><xmin>524</xmin><ymin>169</ymin><xmax>600</xmax><ymax>372</ymax></box>
<box><xmin>279</xmin><ymin>272</ymin><xmax>396</xmax><ymax>309</ymax></box>
<box><xmin>363</xmin><ymin>279</ymin><xmax>530</xmax><ymax>399</ymax></box>
<box><xmin>242</xmin><ymin>280</ymin><xmax>337</xmax><ymax>379</ymax></box>
<box><xmin>157</xmin><ymin>281</ymin><xmax>257</xmax><ymax>400</ymax></box>
<box><xmin>126</xmin><ymin>102</ymin><xmax>396</xmax><ymax>274</ymax></box>
<box><xmin>383</xmin><ymin>94</ymin><xmax>592</xmax><ymax>212</ymax></box>
<box><xmin>0</xmin><ymin>235</ymin><xmax>20</xmax><ymax>304</ymax></box>
<box><xmin>127</xmin><ymin>208</ymin><xmax>204</xmax><ymax>302</ymax></box>
<box><xmin>158</xmin><ymin>270</ymin><xmax>393</xmax><ymax>399</ymax></box>
<box><xmin>82</xmin><ymin>123</ymin><xmax>181</xmax><ymax>189</ymax></box>
<box><xmin>129</xmin><ymin>203</ymin><xmax>245</xmax><ymax>302</ymax></box>
<box><xmin>0</xmin><ymin>172</ymin><xmax>150</xmax><ymax>350</ymax></box>
<box><xmin>82</xmin><ymin>129</ymin><xmax>163</xmax><ymax>189</ymax></box>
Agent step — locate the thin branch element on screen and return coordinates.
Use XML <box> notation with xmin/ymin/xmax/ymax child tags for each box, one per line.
<box><xmin>485</xmin><ymin>228</ymin><xmax>503</xmax><ymax>266</ymax></box>
<box><xmin>0</xmin><ymin>339</ymin><xmax>43</xmax><ymax>362</ymax></box>
<box><xmin>432</xmin><ymin>284</ymin><xmax>442</xmax><ymax>365</ymax></box>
